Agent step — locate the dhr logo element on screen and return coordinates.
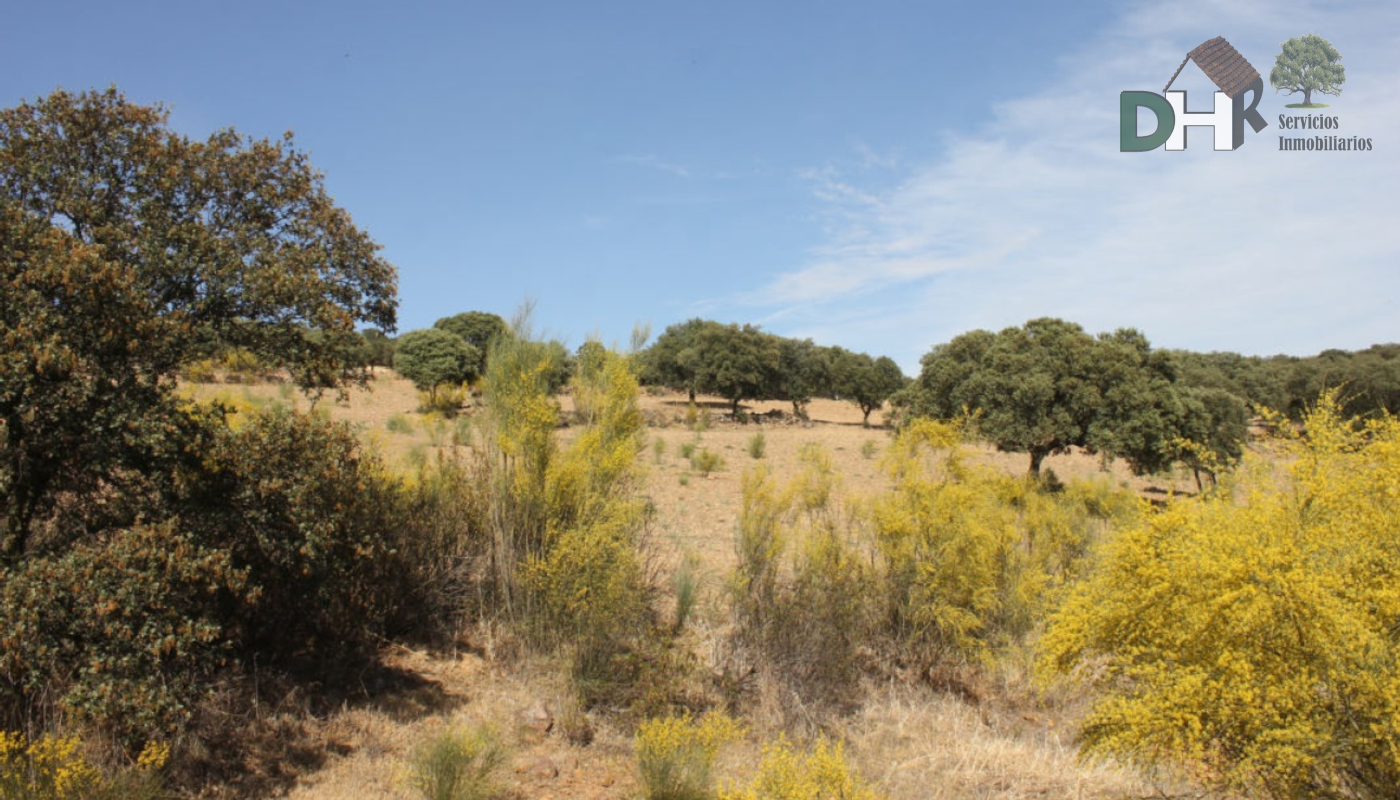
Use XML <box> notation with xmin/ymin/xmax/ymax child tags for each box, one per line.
<box><xmin>1121</xmin><ymin>37</ymin><xmax>1268</xmax><ymax>151</ymax></box>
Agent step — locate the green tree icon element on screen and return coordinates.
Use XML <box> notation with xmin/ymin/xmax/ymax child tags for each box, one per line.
<box><xmin>1270</xmin><ymin>33</ymin><xmax>1345</xmax><ymax>107</ymax></box>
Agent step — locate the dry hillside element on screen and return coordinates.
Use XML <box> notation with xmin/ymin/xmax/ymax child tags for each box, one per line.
<box><xmin>180</xmin><ymin>370</ymin><xmax>1194</xmax><ymax>800</ymax></box>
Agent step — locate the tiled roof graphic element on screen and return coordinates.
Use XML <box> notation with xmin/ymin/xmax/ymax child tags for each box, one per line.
<box><xmin>1163</xmin><ymin>36</ymin><xmax>1261</xmax><ymax>98</ymax></box>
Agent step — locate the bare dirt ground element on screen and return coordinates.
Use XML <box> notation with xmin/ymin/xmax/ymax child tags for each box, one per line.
<box><xmin>182</xmin><ymin>371</ymin><xmax>1184</xmax><ymax>799</ymax></box>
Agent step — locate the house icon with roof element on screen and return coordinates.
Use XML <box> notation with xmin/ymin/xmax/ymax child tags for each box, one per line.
<box><xmin>1164</xmin><ymin>37</ymin><xmax>1263</xmax><ymax>100</ymax></box>
<box><xmin>1120</xmin><ymin>36</ymin><xmax>1268</xmax><ymax>151</ymax></box>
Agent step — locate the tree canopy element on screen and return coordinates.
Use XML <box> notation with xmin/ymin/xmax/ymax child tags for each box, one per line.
<box><xmin>393</xmin><ymin>328</ymin><xmax>481</xmax><ymax>399</ymax></box>
<box><xmin>773</xmin><ymin>338</ymin><xmax>833</xmax><ymax>419</ymax></box>
<box><xmin>691</xmin><ymin>323</ymin><xmax>782</xmax><ymax>415</ymax></box>
<box><xmin>357</xmin><ymin>328</ymin><xmax>397</xmax><ymax>368</ymax></box>
<box><xmin>903</xmin><ymin>318</ymin><xmax>1201</xmax><ymax>477</ymax></box>
<box><xmin>0</xmin><ymin>87</ymin><xmax>397</xmax><ymax>562</ymax></box>
<box><xmin>1270</xmin><ymin>33</ymin><xmax>1345</xmax><ymax>106</ymax></box>
<box><xmin>1169</xmin><ymin>344</ymin><xmax>1400</xmax><ymax>420</ymax></box>
<box><xmin>639</xmin><ymin>319</ymin><xmax>909</xmax><ymax>422</ymax></box>
<box><xmin>832</xmin><ymin>349</ymin><xmax>907</xmax><ymax>426</ymax></box>
<box><xmin>638</xmin><ymin>318</ymin><xmax>722</xmax><ymax>402</ymax></box>
<box><xmin>1173</xmin><ymin>386</ymin><xmax>1251</xmax><ymax>491</ymax></box>
<box><xmin>433</xmin><ymin>310</ymin><xmax>509</xmax><ymax>374</ymax></box>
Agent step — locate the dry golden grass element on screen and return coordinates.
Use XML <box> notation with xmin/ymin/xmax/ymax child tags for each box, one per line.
<box><xmin>180</xmin><ymin>372</ymin><xmax>1195</xmax><ymax>799</ymax></box>
<box><xmin>281</xmin><ymin>644</ymin><xmax>644</xmax><ymax>800</ymax></box>
<box><xmin>846</xmin><ymin>686</ymin><xmax>1160</xmax><ymax>800</ymax></box>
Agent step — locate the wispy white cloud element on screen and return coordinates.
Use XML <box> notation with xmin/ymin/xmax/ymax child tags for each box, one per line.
<box><xmin>853</xmin><ymin>142</ymin><xmax>900</xmax><ymax>170</ymax></box>
<box><xmin>615</xmin><ymin>153</ymin><xmax>692</xmax><ymax>178</ymax></box>
<box><xmin>729</xmin><ymin>0</ymin><xmax>1400</xmax><ymax>371</ymax></box>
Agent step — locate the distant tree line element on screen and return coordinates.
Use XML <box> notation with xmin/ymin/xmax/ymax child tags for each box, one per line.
<box><xmin>368</xmin><ymin>315</ymin><xmax>911</xmax><ymax>426</ymax></box>
<box><xmin>636</xmin><ymin>318</ymin><xmax>909</xmax><ymax>425</ymax></box>
<box><xmin>1168</xmin><ymin>344</ymin><xmax>1400</xmax><ymax>419</ymax></box>
<box><xmin>356</xmin><ymin>309</ymin><xmax>1400</xmax><ymax>453</ymax></box>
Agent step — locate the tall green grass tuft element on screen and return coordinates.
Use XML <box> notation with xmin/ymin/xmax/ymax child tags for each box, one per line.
<box><xmin>673</xmin><ymin>552</ymin><xmax>701</xmax><ymax>633</ymax></box>
<box><xmin>747</xmin><ymin>431</ymin><xmax>766</xmax><ymax>460</ymax></box>
<box><xmin>406</xmin><ymin>724</ymin><xmax>506</xmax><ymax>800</ymax></box>
<box><xmin>731</xmin><ymin>448</ymin><xmax>875</xmax><ymax>721</ymax></box>
<box><xmin>691</xmin><ymin>448</ymin><xmax>724</xmax><ymax>476</ymax></box>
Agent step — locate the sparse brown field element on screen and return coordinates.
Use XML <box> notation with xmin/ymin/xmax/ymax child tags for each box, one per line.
<box><xmin>182</xmin><ymin>371</ymin><xmax>1187</xmax><ymax>799</ymax></box>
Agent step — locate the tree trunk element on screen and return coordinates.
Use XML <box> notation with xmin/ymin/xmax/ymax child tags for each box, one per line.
<box><xmin>862</xmin><ymin>406</ymin><xmax>873</xmax><ymax>427</ymax></box>
<box><xmin>1304</xmin><ymin>88</ymin><xmax>1312</xmax><ymax>106</ymax></box>
<box><xmin>731</xmin><ymin>397</ymin><xmax>741</xmax><ymax>417</ymax></box>
<box><xmin>1028</xmin><ymin>448</ymin><xmax>1048</xmax><ymax>479</ymax></box>
<box><xmin>2</xmin><ymin>507</ymin><xmax>26</xmax><ymax>566</ymax></box>
<box><xmin>1</xmin><ymin>435</ymin><xmax>45</xmax><ymax>566</ymax></box>
<box><xmin>688</xmin><ymin>387</ymin><xmax>696</xmax><ymax>404</ymax></box>
<box><xmin>2</xmin><ymin>481</ymin><xmax>38</xmax><ymax>567</ymax></box>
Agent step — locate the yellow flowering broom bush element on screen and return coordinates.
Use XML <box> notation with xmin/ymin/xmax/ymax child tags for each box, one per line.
<box><xmin>872</xmin><ymin>420</ymin><xmax>1143</xmax><ymax>665</ymax></box>
<box><xmin>719</xmin><ymin>734</ymin><xmax>883</xmax><ymax>800</ymax></box>
<box><xmin>0</xmin><ymin>732</ymin><xmax>166</xmax><ymax>800</ymax></box>
<box><xmin>636</xmin><ymin>711</ymin><xmax>744</xmax><ymax>800</ymax></box>
<box><xmin>1042</xmin><ymin>394</ymin><xmax>1400</xmax><ymax>798</ymax></box>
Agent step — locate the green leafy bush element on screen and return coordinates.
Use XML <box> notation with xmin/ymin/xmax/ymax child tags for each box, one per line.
<box><xmin>0</xmin><ymin>405</ymin><xmax>414</xmax><ymax>744</ymax></box>
<box><xmin>184</xmin><ymin>408</ymin><xmax>407</xmax><ymax>671</ymax></box>
<box><xmin>0</xmin><ymin>524</ymin><xmax>243</xmax><ymax>743</ymax></box>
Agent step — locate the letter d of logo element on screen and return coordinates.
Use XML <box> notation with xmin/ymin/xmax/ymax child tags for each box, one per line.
<box><xmin>1120</xmin><ymin>92</ymin><xmax>1174</xmax><ymax>152</ymax></box>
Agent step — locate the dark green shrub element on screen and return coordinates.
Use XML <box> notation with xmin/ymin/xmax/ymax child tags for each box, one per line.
<box><xmin>0</xmin><ymin>524</ymin><xmax>244</xmax><ymax>744</ymax></box>
<box><xmin>181</xmin><ymin>407</ymin><xmax>406</xmax><ymax>672</ymax></box>
<box><xmin>0</xmin><ymin>407</ymin><xmax>414</xmax><ymax>743</ymax></box>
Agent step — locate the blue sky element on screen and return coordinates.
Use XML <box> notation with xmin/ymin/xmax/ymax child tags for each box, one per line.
<box><xmin>3</xmin><ymin>0</ymin><xmax>1396</xmax><ymax>373</ymax></box>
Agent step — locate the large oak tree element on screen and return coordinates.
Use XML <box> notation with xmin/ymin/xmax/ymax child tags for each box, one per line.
<box><xmin>905</xmin><ymin>318</ymin><xmax>1189</xmax><ymax>477</ymax></box>
<box><xmin>691</xmin><ymin>323</ymin><xmax>782</xmax><ymax>415</ymax></box>
<box><xmin>0</xmin><ymin>87</ymin><xmax>397</xmax><ymax>562</ymax></box>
